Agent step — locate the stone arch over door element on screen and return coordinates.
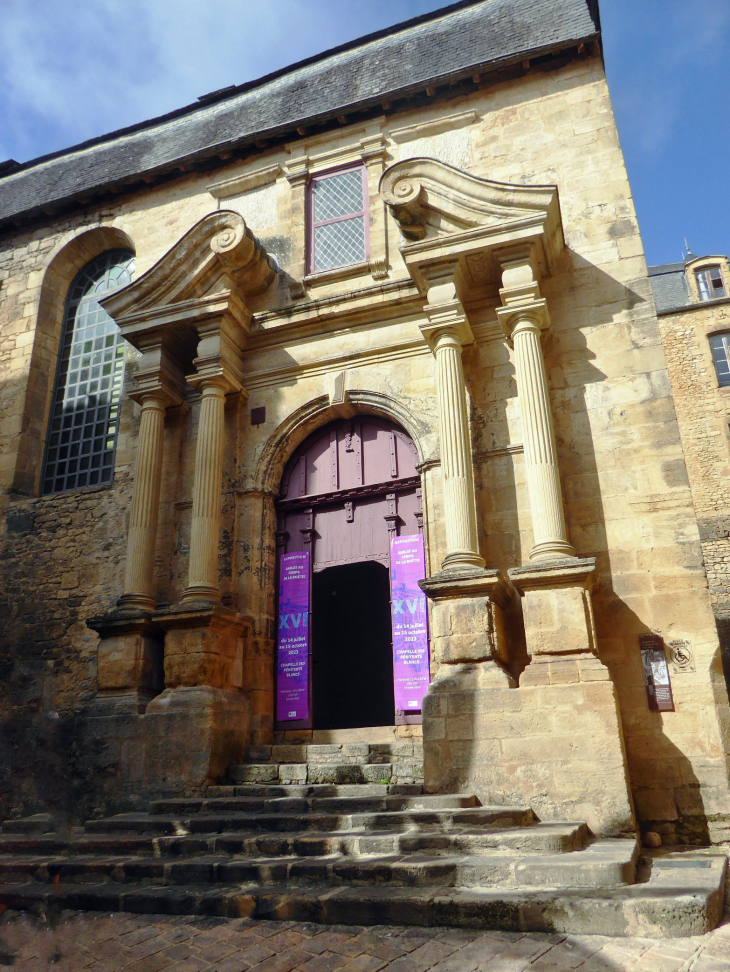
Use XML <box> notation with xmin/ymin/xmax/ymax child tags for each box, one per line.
<box><xmin>274</xmin><ymin>415</ymin><xmax>426</xmax><ymax>732</ymax></box>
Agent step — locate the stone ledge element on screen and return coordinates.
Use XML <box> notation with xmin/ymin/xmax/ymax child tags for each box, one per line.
<box><xmin>509</xmin><ymin>557</ymin><xmax>598</xmax><ymax>592</ymax></box>
<box><xmin>420</xmin><ymin>567</ymin><xmax>515</xmax><ymax>608</ymax></box>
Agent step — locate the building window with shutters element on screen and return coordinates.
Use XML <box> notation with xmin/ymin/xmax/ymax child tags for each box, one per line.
<box><xmin>696</xmin><ymin>266</ymin><xmax>727</xmax><ymax>301</ymax></box>
<box><xmin>308</xmin><ymin>165</ymin><xmax>369</xmax><ymax>274</ymax></box>
<box><xmin>41</xmin><ymin>249</ymin><xmax>135</xmax><ymax>495</ymax></box>
<box><xmin>709</xmin><ymin>333</ymin><xmax>730</xmax><ymax>387</ymax></box>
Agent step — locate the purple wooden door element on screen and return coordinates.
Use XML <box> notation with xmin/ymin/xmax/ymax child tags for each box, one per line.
<box><xmin>275</xmin><ymin>418</ymin><xmax>423</xmax><ymax>729</ymax></box>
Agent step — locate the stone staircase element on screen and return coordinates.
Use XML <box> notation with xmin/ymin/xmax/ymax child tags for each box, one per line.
<box><xmin>0</xmin><ymin>742</ymin><xmax>725</xmax><ymax>937</ymax></box>
<box><xmin>230</xmin><ymin>740</ymin><xmax>424</xmax><ymax>787</ymax></box>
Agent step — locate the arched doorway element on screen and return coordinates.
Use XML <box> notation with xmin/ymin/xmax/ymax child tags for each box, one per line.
<box><xmin>274</xmin><ymin>416</ymin><xmax>428</xmax><ymax>731</ymax></box>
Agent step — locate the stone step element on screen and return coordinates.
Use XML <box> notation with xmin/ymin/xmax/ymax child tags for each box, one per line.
<box><xmin>0</xmin><ymin>839</ymin><xmax>638</xmax><ymax>891</ymax></box>
<box><xmin>206</xmin><ymin>783</ymin><xmax>423</xmax><ymax>799</ymax></box>
<box><xmin>0</xmin><ymin>821</ymin><xmax>590</xmax><ymax>863</ymax></box>
<box><xmin>0</xmin><ymin>853</ymin><xmax>724</xmax><ymax>937</ymax></box>
<box><xmin>1</xmin><ymin>814</ymin><xmax>57</xmax><ymax>835</ymax></box>
<box><xmin>229</xmin><ymin>762</ymin><xmax>423</xmax><ymax>786</ymax></box>
<box><xmin>243</xmin><ymin>742</ymin><xmax>424</xmax><ymax>766</ymax></box>
<box><xmin>82</xmin><ymin>805</ymin><xmax>535</xmax><ymax>837</ymax></box>
<box><xmin>149</xmin><ymin>793</ymin><xmax>474</xmax><ymax>816</ymax></box>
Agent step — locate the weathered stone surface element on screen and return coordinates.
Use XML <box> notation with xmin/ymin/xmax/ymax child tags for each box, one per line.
<box><xmin>1</xmin><ymin>14</ymin><xmax>729</xmax><ymax>864</ymax></box>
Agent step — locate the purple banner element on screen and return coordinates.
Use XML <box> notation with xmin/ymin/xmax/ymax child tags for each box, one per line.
<box><xmin>276</xmin><ymin>551</ymin><xmax>310</xmax><ymax>722</ymax></box>
<box><xmin>390</xmin><ymin>535</ymin><xmax>429</xmax><ymax>712</ymax></box>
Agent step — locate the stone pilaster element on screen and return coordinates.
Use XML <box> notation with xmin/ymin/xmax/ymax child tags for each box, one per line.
<box><xmin>420</xmin><ymin>267</ymin><xmax>484</xmax><ymax>572</ymax></box>
<box><xmin>283</xmin><ymin>157</ymin><xmax>308</xmax><ymax>298</ymax></box>
<box><xmin>496</xmin><ymin>248</ymin><xmax>575</xmax><ymax>563</ymax></box>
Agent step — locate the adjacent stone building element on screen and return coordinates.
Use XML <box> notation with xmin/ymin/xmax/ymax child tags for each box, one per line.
<box><xmin>2</xmin><ymin>0</ymin><xmax>730</xmax><ymax>865</ymax></box>
<box><xmin>650</xmin><ymin>254</ymin><xmax>730</xmax><ymax>672</ymax></box>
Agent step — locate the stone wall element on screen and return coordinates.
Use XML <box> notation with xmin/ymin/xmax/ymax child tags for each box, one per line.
<box><xmin>1</xmin><ymin>53</ymin><xmax>730</xmax><ymax>838</ymax></box>
<box><xmin>658</xmin><ymin>301</ymin><xmax>730</xmax><ymax>619</ymax></box>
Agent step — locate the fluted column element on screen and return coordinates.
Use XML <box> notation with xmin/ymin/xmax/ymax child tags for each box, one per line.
<box><xmin>511</xmin><ymin>313</ymin><xmax>574</xmax><ymax>561</ymax></box>
<box><xmin>433</xmin><ymin>329</ymin><xmax>484</xmax><ymax>569</ymax></box>
<box><xmin>420</xmin><ymin>269</ymin><xmax>484</xmax><ymax>572</ymax></box>
<box><xmin>496</xmin><ymin>248</ymin><xmax>575</xmax><ymax>563</ymax></box>
<box><xmin>118</xmin><ymin>392</ymin><xmax>169</xmax><ymax>610</ymax></box>
<box><xmin>183</xmin><ymin>377</ymin><xmax>228</xmax><ymax>601</ymax></box>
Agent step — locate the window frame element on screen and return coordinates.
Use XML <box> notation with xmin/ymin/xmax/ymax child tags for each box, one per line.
<box><xmin>307</xmin><ymin>164</ymin><xmax>370</xmax><ymax>276</ymax></box>
<box><xmin>695</xmin><ymin>265</ymin><xmax>727</xmax><ymax>302</ymax></box>
<box><xmin>40</xmin><ymin>249</ymin><xmax>134</xmax><ymax>496</ymax></box>
<box><xmin>709</xmin><ymin>332</ymin><xmax>730</xmax><ymax>388</ymax></box>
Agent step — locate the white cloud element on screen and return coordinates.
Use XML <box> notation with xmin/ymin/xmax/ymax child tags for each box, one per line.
<box><xmin>0</xmin><ymin>0</ymin><xmax>445</xmax><ymax>162</ymax></box>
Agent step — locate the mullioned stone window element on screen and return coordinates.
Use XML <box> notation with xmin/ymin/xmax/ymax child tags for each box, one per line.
<box><xmin>40</xmin><ymin>249</ymin><xmax>135</xmax><ymax>494</ymax></box>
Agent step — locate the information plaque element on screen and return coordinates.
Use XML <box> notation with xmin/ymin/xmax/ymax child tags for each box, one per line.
<box><xmin>390</xmin><ymin>535</ymin><xmax>430</xmax><ymax>713</ymax></box>
<box><xmin>639</xmin><ymin>634</ymin><xmax>674</xmax><ymax>712</ymax></box>
<box><xmin>276</xmin><ymin>551</ymin><xmax>310</xmax><ymax>722</ymax></box>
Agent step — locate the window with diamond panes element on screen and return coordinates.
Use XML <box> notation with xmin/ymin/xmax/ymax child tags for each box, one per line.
<box><xmin>309</xmin><ymin>166</ymin><xmax>368</xmax><ymax>273</ymax></box>
<box><xmin>41</xmin><ymin>250</ymin><xmax>135</xmax><ymax>495</ymax></box>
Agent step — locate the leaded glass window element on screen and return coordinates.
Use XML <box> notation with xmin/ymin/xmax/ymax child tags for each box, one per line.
<box><xmin>41</xmin><ymin>250</ymin><xmax>135</xmax><ymax>495</ymax></box>
<box><xmin>308</xmin><ymin>166</ymin><xmax>368</xmax><ymax>273</ymax></box>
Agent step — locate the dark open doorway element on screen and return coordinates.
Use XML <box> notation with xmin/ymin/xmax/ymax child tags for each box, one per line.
<box><xmin>312</xmin><ymin>561</ymin><xmax>394</xmax><ymax>730</ymax></box>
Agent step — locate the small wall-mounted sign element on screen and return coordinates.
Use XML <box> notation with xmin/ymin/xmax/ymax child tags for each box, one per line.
<box><xmin>639</xmin><ymin>634</ymin><xmax>675</xmax><ymax>712</ymax></box>
<box><xmin>668</xmin><ymin>639</ymin><xmax>695</xmax><ymax>673</ymax></box>
<box><xmin>251</xmin><ymin>407</ymin><xmax>266</xmax><ymax>426</ymax></box>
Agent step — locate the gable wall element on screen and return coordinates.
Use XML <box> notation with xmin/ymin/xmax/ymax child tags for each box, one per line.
<box><xmin>1</xmin><ymin>54</ymin><xmax>729</xmax><ymax>835</ymax></box>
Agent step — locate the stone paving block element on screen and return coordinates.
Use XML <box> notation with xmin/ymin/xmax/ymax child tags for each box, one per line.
<box><xmin>300</xmin><ymin>951</ymin><xmax>350</xmax><ymax>972</ymax></box>
<box><xmin>339</xmin><ymin>955</ymin><xmax>390</xmax><ymax>972</ymax></box>
<box><xmin>213</xmin><ymin>956</ymin><xmax>252</xmax><ymax>972</ymax></box>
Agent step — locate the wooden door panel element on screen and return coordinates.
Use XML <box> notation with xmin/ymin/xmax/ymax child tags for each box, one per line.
<box><xmin>314</xmin><ymin>496</ymin><xmax>390</xmax><ymax>569</ymax></box>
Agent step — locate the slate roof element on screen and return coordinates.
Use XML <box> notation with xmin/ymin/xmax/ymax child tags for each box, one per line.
<box><xmin>648</xmin><ymin>263</ymin><xmax>691</xmax><ymax>314</ymax></box>
<box><xmin>0</xmin><ymin>0</ymin><xmax>599</xmax><ymax>231</ymax></box>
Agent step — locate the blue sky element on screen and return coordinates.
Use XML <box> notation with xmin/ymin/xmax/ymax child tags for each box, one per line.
<box><xmin>0</xmin><ymin>0</ymin><xmax>728</xmax><ymax>266</ymax></box>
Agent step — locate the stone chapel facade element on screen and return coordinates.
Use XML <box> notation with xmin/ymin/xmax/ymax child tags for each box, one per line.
<box><xmin>1</xmin><ymin>0</ymin><xmax>730</xmax><ymax>851</ymax></box>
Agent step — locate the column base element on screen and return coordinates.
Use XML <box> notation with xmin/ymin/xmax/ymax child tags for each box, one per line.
<box><xmin>528</xmin><ymin>539</ymin><xmax>577</xmax><ymax>562</ymax></box>
<box><xmin>441</xmin><ymin>550</ymin><xmax>486</xmax><ymax>571</ymax></box>
<box><xmin>181</xmin><ymin>584</ymin><xmax>222</xmax><ymax>603</ymax></box>
<box><xmin>117</xmin><ymin>592</ymin><xmax>157</xmax><ymax>612</ymax></box>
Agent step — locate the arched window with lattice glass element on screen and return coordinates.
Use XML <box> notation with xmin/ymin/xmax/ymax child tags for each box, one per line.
<box><xmin>41</xmin><ymin>250</ymin><xmax>135</xmax><ymax>495</ymax></box>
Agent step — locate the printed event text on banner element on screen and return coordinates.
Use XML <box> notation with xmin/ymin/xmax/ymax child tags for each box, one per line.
<box><xmin>276</xmin><ymin>551</ymin><xmax>310</xmax><ymax>722</ymax></box>
<box><xmin>390</xmin><ymin>534</ymin><xmax>430</xmax><ymax>712</ymax></box>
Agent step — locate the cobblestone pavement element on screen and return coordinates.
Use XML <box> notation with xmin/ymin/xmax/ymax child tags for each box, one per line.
<box><xmin>1</xmin><ymin>910</ymin><xmax>730</xmax><ymax>972</ymax></box>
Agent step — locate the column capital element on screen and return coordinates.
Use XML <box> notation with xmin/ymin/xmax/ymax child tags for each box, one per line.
<box><xmin>420</xmin><ymin>300</ymin><xmax>474</xmax><ymax>351</ymax></box>
<box><xmin>186</xmin><ymin>370</ymin><xmax>244</xmax><ymax>398</ymax></box>
<box><xmin>128</xmin><ymin>377</ymin><xmax>184</xmax><ymax>411</ymax></box>
<box><xmin>186</xmin><ymin>315</ymin><xmax>248</xmax><ymax>398</ymax></box>
<box><xmin>419</xmin><ymin>263</ymin><xmax>474</xmax><ymax>350</ymax></box>
<box><xmin>495</xmin><ymin>298</ymin><xmax>551</xmax><ymax>343</ymax></box>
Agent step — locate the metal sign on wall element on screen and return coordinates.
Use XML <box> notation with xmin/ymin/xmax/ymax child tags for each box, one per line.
<box><xmin>639</xmin><ymin>634</ymin><xmax>675</xmax><ymax>712</ymax></box>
